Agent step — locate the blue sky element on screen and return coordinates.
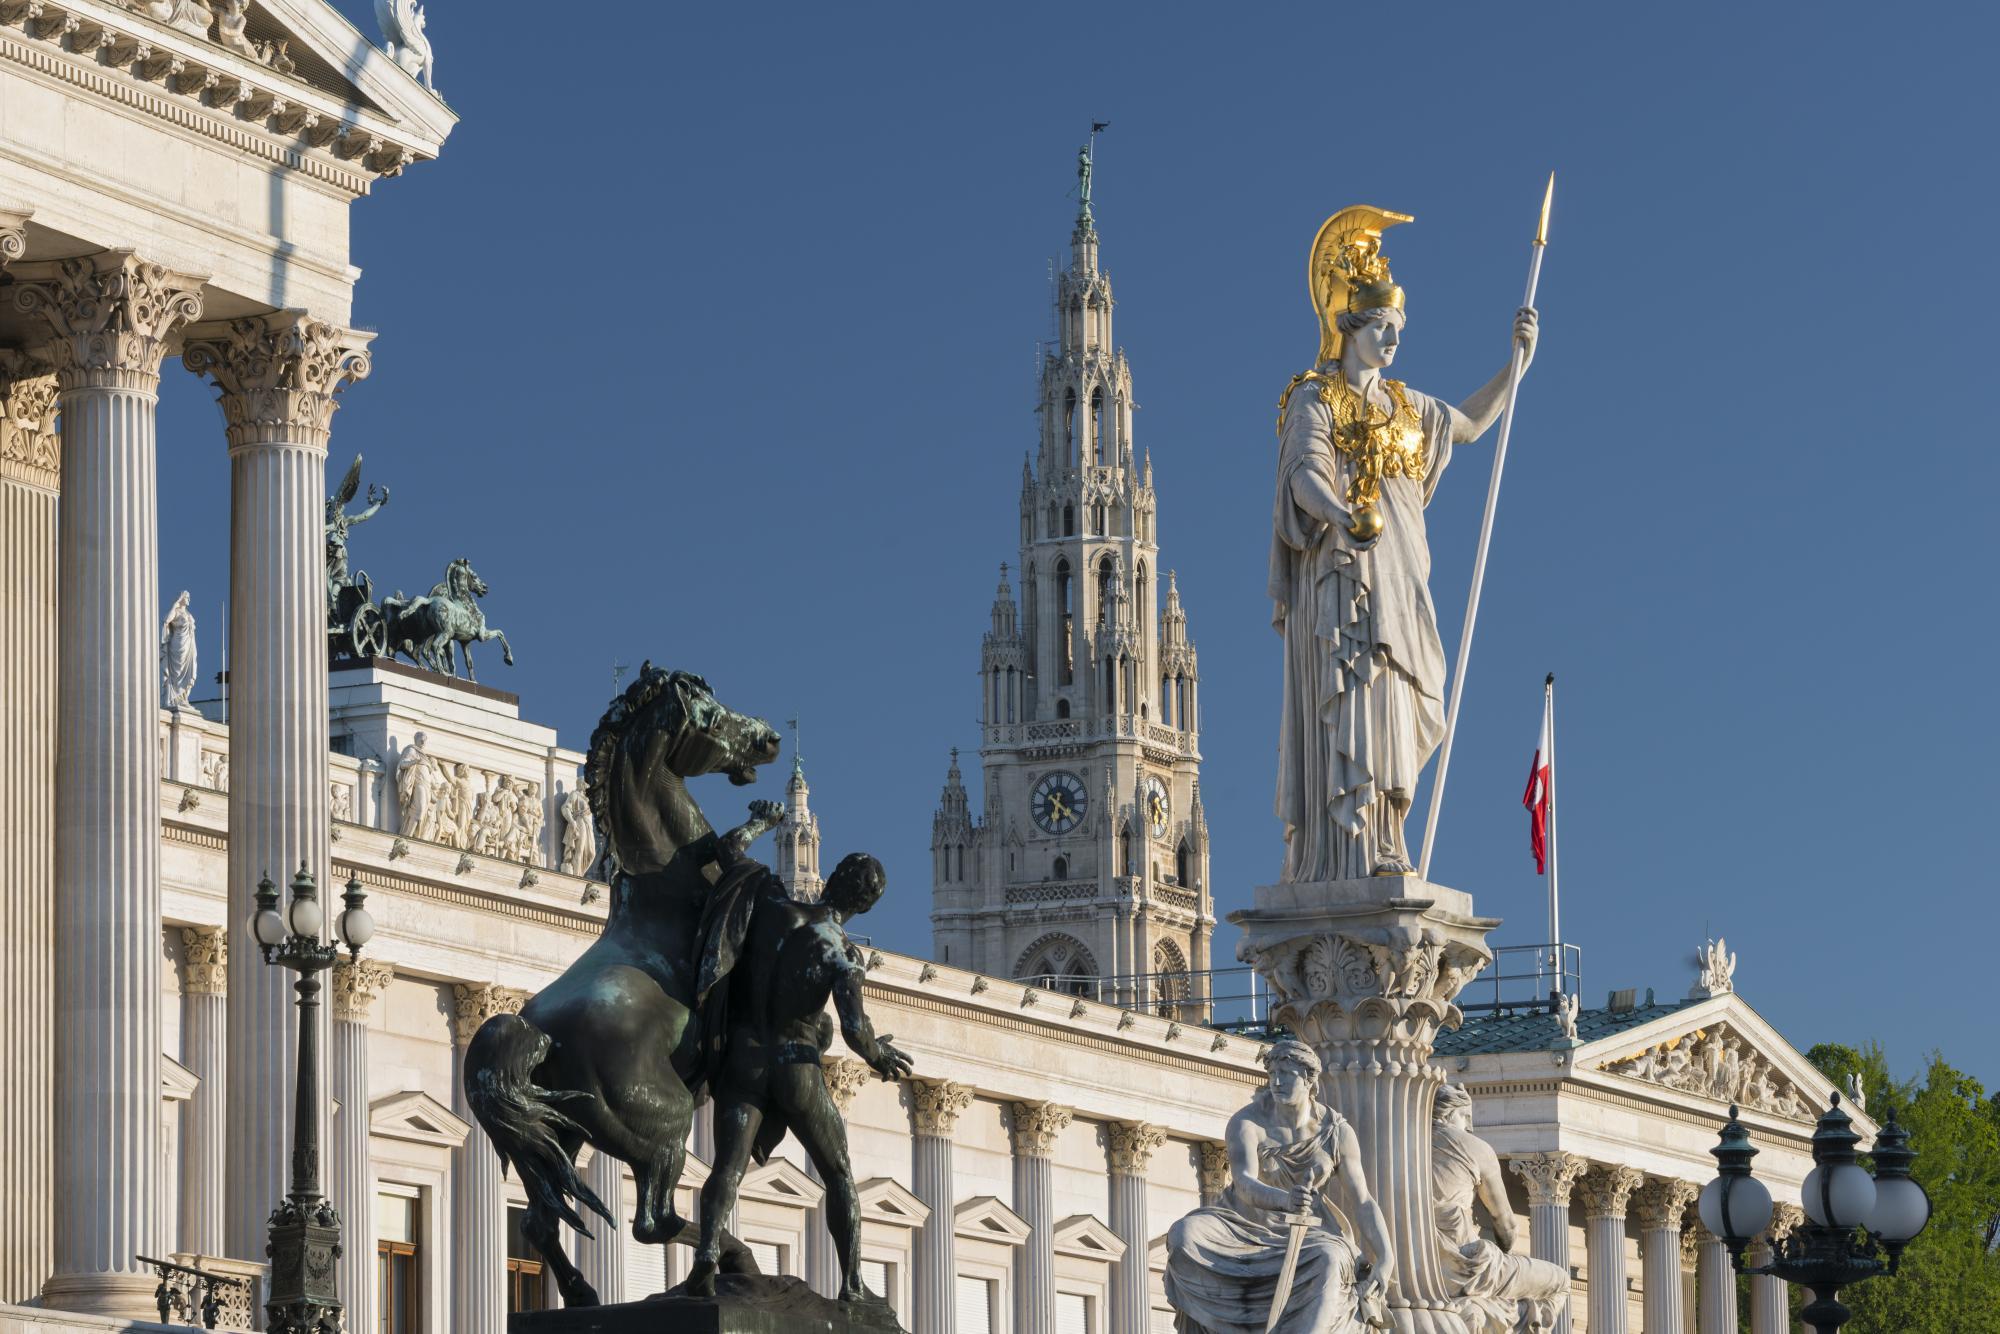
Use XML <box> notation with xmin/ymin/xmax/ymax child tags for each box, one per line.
<box><xmin>156</xmin><ymin>3</ymin><xmax>1997</xmax><ymax>1085</ymax></box>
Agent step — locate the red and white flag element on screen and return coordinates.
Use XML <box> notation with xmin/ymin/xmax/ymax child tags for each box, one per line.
<box><xmin>1523</xmin><ymin>694</ymin><xmax>1553</xmax><ymax>874</ymax></box>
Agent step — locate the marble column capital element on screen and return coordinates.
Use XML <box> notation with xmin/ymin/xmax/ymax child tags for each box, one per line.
<box><xmin>822</xmin><ymin>1056</ymin><xmax>872</xmax><ymax>1116</ymax></box>
<box><xmin>332</xmin><ymin>959</ymin><xmax>395</xmax><ymax>1023</ymax></box>
<box><xmin>181</xmin><ymin>312</ymin><xmax>373</xmax><ymax>451</ymax></box>
<box><xmin>1576</xmin><ymin>1164</ymin><xmax>1644</xmax><ymax>1221</ymax></box>
<box><xmin>178</xmin><ymin>925</ymin><xmax>229</xmax><ymax>996</ymax></box>
<box><xmin>1679</xmin><ymin>1223</ymin><xmax>1702</xmax><ymax>1270</ymax></box>
<box><xmin>1106</xmin><ymin>1120</ymin><xmax>1166</xmax><ymax>1176</ymax></box>
<box><xmin>11</xmin><ymin>251</ymin><xmax>205</xmax><ymax>391</ymax></box>
<box><xmin>1008</xmin><ymin>1100</ymin><xmax>1074</xmax><ymax>1158</ymax></box>
<box><xmin>907</xmin><ymin>1077</ymin><xmax>974</xmax><ymax>1137</ymax></box>
<box><xmin>0</xmin><ymin>349</ymin><xmax>61</xmax><ymax>490</ymax></box>
<box><xmin>0</xmin><ymin>207</ymin><xmax>30</xmax><ymax>265</ymax></box>
<box><xmin>1195</xmin><ymin>1141</ymin><xmax>1231</xmax><ymax>1202</ymax></box>
<box><xmin>1509</xmin><ymin>1151</ymin><xmax>1590</xmax><ymax>1209</ymax></box>
<box><xmin>451</xmin><ymin>982</ymin><xmax>528</xmax><ymax>1046</ymax></box>
<box><xmin>1763</xmin><ymin>1201</ymin><xmax>1804</xmax><ymax>1245</ymax></box>
<box><xmin>1632</xmin><ymin>1177</ymin><xmax>1701</xmax><ymax>1230</ymax></box>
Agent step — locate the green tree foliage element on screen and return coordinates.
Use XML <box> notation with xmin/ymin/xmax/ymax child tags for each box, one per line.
<box><xmin>1781</xmin><ymin>1043</ymin><xmax>2000</xmax><ymax>1332</ymax></box>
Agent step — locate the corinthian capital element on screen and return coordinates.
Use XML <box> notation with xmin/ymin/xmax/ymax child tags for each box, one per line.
<box><xmin>0</xmin><ymin>208</ymin><xmax>31</xmax><ymax>267</ymax></box>
<box><xmin>907</xmin><ymin>1078</ymin><xmax>974</xmax><ymax>1137</ymax></box>
<box><xmin>182</xmin><ymin>313</ymin><xmax>373</xmax><ymax>450</ymax></box>
<box><xmin>1765</xmin><ymin>1201</ymin><xmax>1805</xmax><ymax>1246</ymax></box>
<box><xmin>1009</xmin><ymin>1100</ymin><xmax>1074</xmax><ymax>1158</ymax></box>
<box><xmin>11</xmin><ymin>251</ymin><xmax>205</xmax><ymax>390</ymax></box>
<box><xmin>1196</xmin><ymin>1141</ymin><xmax>1231</xmax><ymax>1202</ymax></box>
<box><xmin>1243</xmin><ymin>921</ymin><xmax>1492</xmax><ymax>1054</ymax></box>
<box><xmin>1509</xmin><ymin>1151</ymin><xmax>1590</xmax><ymax>1209</ymax></box>
<box><xmin>332</xmin><ymin>959</ymin><xmax>395</xmax><ymax>1023</ymax></box>
<box><xmin>0</xmin><ymin>350</ymin><xmax>60</xmax><ymax>489</ymax></box>
<box><xmin>822</xmin><ymin>1057</ymin><xmax>872</xmax><ymax>1116</ymax></box>
<box><xmin>178</xmin><ymin>925</ymin><xmax>228</xmax><ymax>996</ymax></box>
<box><xmin>1576</xmin><ymin>1165</ymin><xmax>1644</xmax><ymax>1221</ymax></box>
<box><xmin>1633</xmin><ymin>1178</ymin><xmax>1701</xmax><ymax>1230</ymax></box>
<box><xmin>1106</xmin><ymin>1121</ymin><xmax>1167</xmax><ymax>1175</ymax></box>
<box><xmin>451</xmin><ymin>981</ymin><xmax>528</xmax><ymax>1045</ymax></box>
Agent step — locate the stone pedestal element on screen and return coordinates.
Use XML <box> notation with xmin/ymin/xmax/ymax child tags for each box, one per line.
<box><xmin>1231</xmin><ymin>876</ymin><xmax>1497</xmax><ymax>1334</ymax></box>
<box><xmin>509</xmin><ymin>1276</ymin><xmax>905</xmax><ymax>1333</ymax></box>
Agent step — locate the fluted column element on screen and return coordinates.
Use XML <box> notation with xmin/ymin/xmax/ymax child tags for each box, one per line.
<box><xmin>452</xmin><ymin>984</ymin><xmax>526</xmax><ymax>1334</ymax></box>
<box><xmin>0</xmin><ymin>325</ymin><xmax>58</xmax><ymax>1305</ymax></box>
<box><xmin>573</xmin><ymin>1148</ymin><xmax>626</xmax><ymax>1304</ymax></box>
<box><xmin>181</xmin><ymin>313</ymin><xmax>371</xmax><ymax>1263</ymax></box>
<box><xmin>1749</xmin><ymin>1204</ymin><xmax>1801</xmax><ymax>1334</ymax></box>
<box><xmin>1633</xmin><ymin>1180</ymin><xmax>1698</xmax><ymax>1334</ymax></box>
<box><xmin>1510</xmin><ymin>1153</ymin><xmax>1587</xmax><ymax>1334</ymax></box>
<box><xmin>1578</xmin><ymin>1167</ymin><xmax>1641</xmax><ymax>1334</ymax></box>
<box><xmin>14</xmin><ymin>251</ymin><xmax>204</xmax><ymax>1318</ymax></box>
<box><xmin>1107</xmin><ymin>1121</ymin><xmax>1164</xmax><ymax>1334</ymax></box>
<box><xmin>1693</xmin><ymin>1224</ymin><xmax>1734</xmax><ymax>1333</ymax></box>
<box><xmin>1195</xmin><ymin>1142</ymin><xmax>1230</xmax><ymax>1209</ymax></box>
<box><xmin>333</xmin><ymin>960</ymin><xmax>393</xmax><ymax>1333</ymax></box>
<box><xmin>1011</xmin><ymin>1101</ymin><xmax>1073</xmax><ymax>1334</ymax></box>
<box><xmin>176</xmin><ymin>928</ymin><xmax>229</xmax><ymax>1259</ymax></box>
<box><xmin>909</xmin><ymin>1079</ymin><xmax>973</xmax><ymax>1334</ymax></box>
<box><xmin>806</xmin><ymin>1059</ymin><xmax>871</xmax><ymax>1298</ymax></box>
<box><xmin>1235</xmin><ymin>883</ymin><xmax>1494</xmax><ymax>1334</ymax></box>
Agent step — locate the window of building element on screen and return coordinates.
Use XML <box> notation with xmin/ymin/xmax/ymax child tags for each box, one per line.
<box><xmin>860</xmin><ymin>1259</ymin><xmax>894</xmax><ymax>1303</ymax></box>
<box><xmin>1056</xmin><ymin>560</ymin><xmax>1074</xmax><ymax>685</ymax></box>
<box><xmin>955</xmin><ymin>1275</ymin><xmax>996</xmax><ymax>1334</ymax></box>
<box><xmin>506</xmin><ymin>1206</ymin><xmax>550</xmax><ymax>1314</ymax></box>
<box><xmin>1058</xmin><ymin>1291</ymin><xmax>1094</xmax><ymax>1334</ymax></box>
<box><xmin>1091</xmin><ymin>388</ymin><xmax>1105</xmax><ymax>464</ymax></box>
<box><xmin>376</xmin><ymin>1192</ymin><xmax>420</xmax><ymax>1334</ymax></box>
<box><xmin>748</xmin><ymin>1240</ymin><xmax>786</xmax><ymax>1276</ymax></box>
<box><xmin>1052</xmin><ymin>856</ymin><xmax>1068</xmax><ymax>881</ymax></box>
<box><xmin>1120</xmin><ymin>830</ymin><xmax>1133</xmax><ymax>876</ymax></box>
<box><xmin>1063</xmin><ymin>388</ymin><xmax>1077</xmax><ymax>467</ymax></box>
<box><xmin>1056</xmin><ymin>698</ymin><xmax>1070</xmax><ymax>719</ymax></box>
<box><xmin>1063</xmin><ymin>504</ymin><xmax>1076</xmax><ymax>537</ymax></box>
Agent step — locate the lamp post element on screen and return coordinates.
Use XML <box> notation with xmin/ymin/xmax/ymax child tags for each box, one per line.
<box><xmin>250</xmin><ymin>865</ymin><xmax>375</xmax><ymax>1334</ymax></box>
<box><xmin>1699</xmin><ymin>1093</ymin><xmax>1931</xmax><ymax>1334</ymax></box>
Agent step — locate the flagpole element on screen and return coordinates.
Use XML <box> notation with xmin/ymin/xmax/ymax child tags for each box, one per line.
<box><xmin>1545</xmin><ymin>672</ymin><xmax>1561</xmax><ymax>998</ymax></box>
<box><xmin>1417</xmin><ymin>172</ymin><xmax>1554</xmax><ymax>880</ymax></box>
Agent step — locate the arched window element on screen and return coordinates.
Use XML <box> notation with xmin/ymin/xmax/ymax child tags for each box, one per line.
<box><xmin>1152</xmin><ymin>939</ymin><xmax>1191</xmax><ymax>1016</ymax></box>
<box><xmin>1063</xmin><ymin>387</ymin><xmax>1077</xmax><ymax>468</ymax></box>
<box><xmin>1097</xmin><ymin>554</ymin><xmax>1116</xmax><ymax>620</ymax></box>
<box><xmin>1091</xmin><ymin>388</ymin><xmax>1105</xmax><ymax>465</ymax></box>
<box><xmin>1062</xmin><ymin>504</ymin><xmax>1075</xmax><ymax>537</ymax></box>
<box><xmin>1052</xmin><ymin>855</ymin><xmax>1068</xmax><ymax>881</ymax></box>
<box><xmin>1136</xmin><ymin>562</ymin><xmax>1149</xmax><ymax>624</ymax></box>
<box><xmin>1016</xmin><ymin>934</ymin><xmax>1099</xmax><ymax>997</ymax></box>
<box><xmin>1176</xmin><ymin>840</ymin><xmax>1192</xmax><ymax>887</ymax></box>
<box><xmin>1055</xmin><ymin>559</ymin><xmax>1073</xmax><ymax>685</ymax></box>
<box><xmin>1119</xmin><ymin>830</ymin><xmax>1133</xmax><ymax>876</ymax></box>
<box><xmin>1056</xmin><ymin>698</ymin><xmax>1070</xmax><ymax>718</ymax></box>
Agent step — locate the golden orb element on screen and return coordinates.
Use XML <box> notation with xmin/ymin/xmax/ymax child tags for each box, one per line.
<box><xmin>1347</xmin><ymin>505</ymin><xmax>1384</xmax><ymax>542</ymax></box>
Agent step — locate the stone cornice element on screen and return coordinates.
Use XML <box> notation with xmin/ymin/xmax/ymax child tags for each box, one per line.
<box><xmin>0</xmin><ymin>1</ymin><xmax>437</xmax><ymax>193</ymax></box>
<box><xmin>182</xmin><ymin>313</ymin><xmax>372</xmax><ymax>450</ymax></box>
<box><xmin>11</xmin><ymin>250</ymin><xmax>204</xmax><ymax>388</ymax></box>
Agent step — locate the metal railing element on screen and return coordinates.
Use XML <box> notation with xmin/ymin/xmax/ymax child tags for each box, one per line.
<box><xmin>1457</xmin><ymin>943</ymin><xmax>1582</xmax><ymax>1015</ymax></box>
<box><xmin>137</xmin><ymin>1255</ymin><xmax>252</xmax><ymax>1330</ymax></box>
<box><xmin>1019</xmin><ymin>965</ymin><xmax>1278</xmax><ymax>1035</ymax></box>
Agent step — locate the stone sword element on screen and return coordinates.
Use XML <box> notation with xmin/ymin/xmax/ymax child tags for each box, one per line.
<box><xmin>1265</xmin><ymin>1210</ymin><xmax>1315</xmax><ymax>1332</ymax></box>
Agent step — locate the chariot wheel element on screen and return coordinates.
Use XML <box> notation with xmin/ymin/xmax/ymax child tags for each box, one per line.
<box><xmin>350</xmin><ymin>602</ymin><xmax>389</xmax><ymax>660</ymax></box>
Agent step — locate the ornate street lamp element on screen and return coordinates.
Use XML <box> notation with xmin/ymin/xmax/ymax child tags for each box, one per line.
<box><xmin>249</xmin><ymin>865</ymin><xmax>375</xmax><ymax>1334</ymax></box>
<box><xmin>1699</xmin><ymin>1093</ymin><xmax>1931</xmax><ymax>1334</ymax></box>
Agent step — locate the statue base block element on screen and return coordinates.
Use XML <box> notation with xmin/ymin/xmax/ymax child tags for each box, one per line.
<box><xmin>509</xmin><ymin>1277</ymin><xmax>907</xmax><ymax>1334</ymax></box>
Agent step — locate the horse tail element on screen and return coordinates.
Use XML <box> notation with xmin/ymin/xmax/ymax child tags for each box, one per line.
<box><xmin>462</xmin><ymin>1013</ymin><xmax>612</xmax><ymax>1235</ymax></box>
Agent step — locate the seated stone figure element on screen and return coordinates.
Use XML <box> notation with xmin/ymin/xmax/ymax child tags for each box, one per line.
<box><xmin>1165</xmin><ymin>1040</ymin><xmax>1392</xmax><ymax>1333</ymax></box>
<box><xmin>1432</xmin><ymin>1085</ymin><xmax>1568</xmax><ymax>1334</ymax></box>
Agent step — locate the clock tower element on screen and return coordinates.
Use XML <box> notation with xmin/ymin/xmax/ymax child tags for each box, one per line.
<box><xmin>930</xmin><ymin>150</ymin><xmax>1212</xmax><ymax>1011</ymax></box>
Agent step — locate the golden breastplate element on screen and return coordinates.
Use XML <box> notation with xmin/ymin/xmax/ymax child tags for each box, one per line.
<box><xmin>1279</xmin><ymin>373</ymin><xmax>1425</xmax><ymax>540</ymax></box>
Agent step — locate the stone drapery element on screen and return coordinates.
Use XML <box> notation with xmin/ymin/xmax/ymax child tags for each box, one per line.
<box><xmin>15</xmin><ymin>250</ymin><xmax>204</xmax><ymax>1318</ymax></box>
<box><xmin>451</xmin><ymin>984</ymin><xmax>525</xmax><ymax>1334</ymax></box>
<box><xmin>1508</xmin><ymin>1152</ymin><xmax>1587</xmax><ymax>1334</ymax></box>
<box><xmin>1633</xmin><ymin>1179</ymin><xmax>1699</xmax><ymax>1334</ymax></box>
<box><xmin>909</xmin><ymin>1079</ymin><xmax>973</xmax><ymax>1334</ymax></box>
<box><xmin>182</xmin><ymin>313</ymin><xmax>372</xmax><ymax>1263</ymax></box>
<box><xmin>1577</xmin><ymin>1167</ymin><xmax>1642</xmax><ymax>1334</ymax></box>
<box><xmin>332</xmin><ymin>958</ymin><xmax>393</xmax><ymax>1333</ymax></box>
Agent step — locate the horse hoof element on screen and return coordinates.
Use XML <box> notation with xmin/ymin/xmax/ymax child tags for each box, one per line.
<box><xmin>681</xmin><ymin>1261</ymin><xmax>717</xmax><ymax>1299</ymax></box>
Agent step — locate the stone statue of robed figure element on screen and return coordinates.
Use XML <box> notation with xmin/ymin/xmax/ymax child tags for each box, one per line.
<box><xmin>1271</xmin><ymin>208</ymin><xmax>1537</xmax><ymax>880</ymax></box>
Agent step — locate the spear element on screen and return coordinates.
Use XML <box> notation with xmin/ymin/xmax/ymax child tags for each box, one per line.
<box><xmin>1418</xmin><ymin>173</ymin><xmax>1554</xmax><ymax>880</ymax></box>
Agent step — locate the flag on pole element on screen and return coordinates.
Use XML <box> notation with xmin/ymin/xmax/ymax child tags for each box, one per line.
<box><xmin>1523</xmin><ymin>694</ymin><xmax>1553</xmax><ymax>874</ymax></box>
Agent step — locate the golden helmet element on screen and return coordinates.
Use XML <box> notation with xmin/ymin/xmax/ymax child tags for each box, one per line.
<box><xmin>1309</xmin><ymin>206</ymin><xmax>1413</xmax><ymax>363</ymax></box>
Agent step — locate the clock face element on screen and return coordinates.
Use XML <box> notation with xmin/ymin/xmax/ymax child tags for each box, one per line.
<box><xmin>1144</xmin><ymin>774</ymin><xmax>1171</xmax><ymax>837</ymax></box>
<box><xmin>1031</xmin><ymin>770</ymin><xmax>1088</xmax><ymax>836</ymax></box>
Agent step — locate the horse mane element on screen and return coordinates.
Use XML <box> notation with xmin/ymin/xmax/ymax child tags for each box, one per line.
<box><xmin>585</xmin><ymin>663</ymin><xmax>713</xmax><ymax>874</ymax></box>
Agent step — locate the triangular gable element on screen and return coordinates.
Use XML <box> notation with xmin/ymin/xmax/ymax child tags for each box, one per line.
<box><xmin>161</xmin><ymin>1055</ymin><xmax>199</xmax><ymax>1102</ymax></box>
<box><xmin>741</xmin><ymin>1158</ymin><xmax>825</xmax><ymax>1210</ymax></box>
<box><xmin>1581</xmin><ymin>993</ymin><xmax>1863</xmax><ymax>1130</ymax></box>
<box><xmin>369</xmin><ymin>1089</ymin><xmax>471</xmax><ymax>1148</ymax></box>
<box><xmin>953</xmin><ymin>1196</ymin><xmax>1031</xmax><ymax>1247</ymax></box>
<box><xmin>857</xmin><ymin>1177</ymin><xmax>931</xmax><ymax>1231</ymax></box>
<box><xmin>1147</xmin><ymin>1233</ymin><xmax>1170</xmax><ymax>1274</ymax></box>
<box><xmin>1052</xmin><ymin>1215</ymin><xmax>1126</xmax><ymax>1262</ymax></box>
<box><xmin>253</xmin><ymin>0</ymin><xmax>459</xmax><ymax>140</ymax></box>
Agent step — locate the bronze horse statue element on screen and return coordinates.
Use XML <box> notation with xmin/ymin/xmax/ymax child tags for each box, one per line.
<box><xmin>383</xmin><ymin>556</ymin><xmax>514</xmax><ymax>681</ymax></box>
<box><xmin>463</xmin><ymin>667</ymin><xmax>779</xmax><ymax>1304</ymax></box>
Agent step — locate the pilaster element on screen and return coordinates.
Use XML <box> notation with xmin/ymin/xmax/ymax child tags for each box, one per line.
<box><xmin>1105</xmin><ymin>1121</ymin><xmax>1163</xmax><ymax>1334</ymax></box>
<box><xmin>1633</xmin><ymin>1179</ymin><xmax>1699</xmax><ymax>1334</ymax></box>
<box><xmin>181</xmin><ymin>312</ymin><xmax>370</xmax><ymax>1262</ymax></box>
<box><xmin>1577</xmin><ymin>1166</ymin><xmax>1642</xmax><ymax>1334</ymax></box>
<box><xmin>1509</xmin><ymin>1152</ymin><xmax>1587</xmax><ymax>1334</ymax></box>
<box><xmin>177</xmin><ymin>927</ymin><xmax>229</xmax><ymax>1260</ymax></box>
<box><xmin>14</xmin><ymin>250</ymin><xmax>204</xmax><ymax>1319</ymax></box>
<box><xmin>451</xmin><ymin>984</ymin><xmax>526</xmax><ymax>1334</ymax></box>
<box><xmin>908</xmin><ymin>1079</ymin><xmax>972</xmax><ymax>1334</ymax></box>
<box><xmin>331</xmin><ymin>959</ymin><xmax>392</xmax><ymax>1333</ymax></box>
<box><xmin>1010</xmin><ymin>1101</ymin><xmax>1072</xmax><ymax>1334</ymax></box>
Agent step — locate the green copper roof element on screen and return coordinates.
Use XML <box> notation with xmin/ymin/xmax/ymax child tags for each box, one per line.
<box><xmin>1434</xmin><ymin>999</ymin><xmax>1693</xmax><ymax>1057</ymax></box>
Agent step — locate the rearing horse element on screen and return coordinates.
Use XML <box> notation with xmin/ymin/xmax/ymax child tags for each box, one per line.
<box><xmin>383</xmin><ymin>557</ymin><xmax>514</xmax><ymax>681</ymax></box>
<box><xmin>462</xmin><ymin>667</ymin><xmax>780</xmax><ymax>1304</ymax></box>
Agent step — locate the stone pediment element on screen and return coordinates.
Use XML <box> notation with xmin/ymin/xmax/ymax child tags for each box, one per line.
<box><xmin>160</xmin><ymin>1054</ymin><xmax>199</xmax><ymax>1101</ymax></box>
<box><xmin>1052</xmin><ymin>1214</ymin><xmax>1125</xmax><ymax>1262</ymax></box>
<box><xmin>953</xmin><ymin>1196</ymin><xmax>1032</xmax><ymax>1248</ymax></box>
<box><xmin>1586</xmin><ymin>999</ymin><xmax>1840</xmax><ymax>1126</ymax></box>
<box><xmin>369</xmin><ymin>1089</ymin><xmax>470</xmax><ymax>1147</ymax></box>
<box><xmin>856</xmin><ymin>1177</ymin><xmax>930</xmax><ymax>1231</ymax></box>
<box><xmin>0</xmin><ymin>0</ymin><xmax>456</xmax><ymax>192</ymax></box>
<box><xmin>740</xmin><ymin>1158</ymin><xmax>824</xmax><ymax>1211</ymax></box>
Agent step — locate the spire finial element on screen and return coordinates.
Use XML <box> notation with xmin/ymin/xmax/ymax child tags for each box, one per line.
<box><xmin>787</xmin><ymin>716</ymin><xmax>803</xmax><ymax>777</ymax></box>
<box><xmin>1076</xmin><ymin>122</ymin><xmax>1108</xmax><ymax>229</ymax></box>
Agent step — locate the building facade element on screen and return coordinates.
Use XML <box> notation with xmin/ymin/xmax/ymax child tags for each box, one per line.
<box><xmin>930</xmin><ymin>195</ymin><xmax>1213</xmax><ymax>1010</ymax></box>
